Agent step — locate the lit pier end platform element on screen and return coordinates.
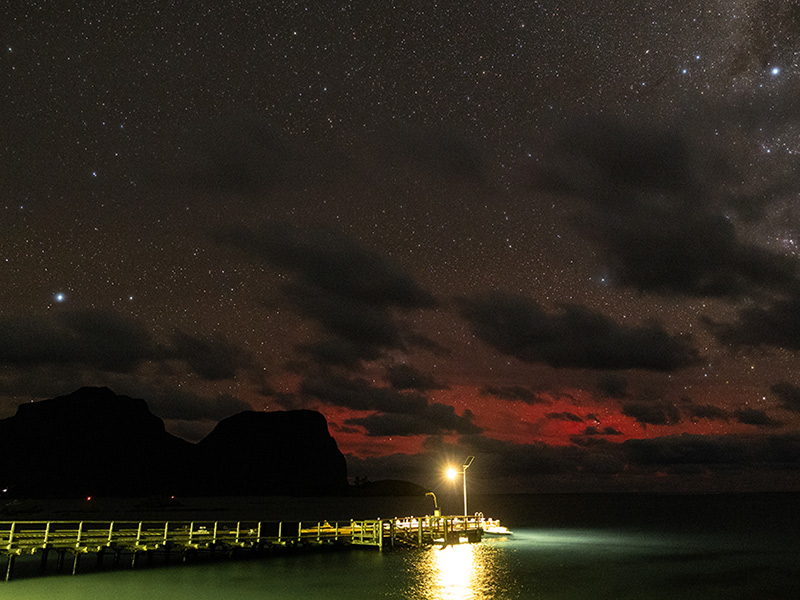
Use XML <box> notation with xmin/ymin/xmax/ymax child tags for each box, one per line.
<box><xmin>0</xmin><ymin>514</ymin><xmax>500</xmax><ymax>581</ymax></box>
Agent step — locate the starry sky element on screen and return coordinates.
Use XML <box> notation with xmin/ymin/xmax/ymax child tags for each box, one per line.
<box><xmin>3</xmin><ymin>1</ymin><xmax>800</xmax><ymax>493</ymax></box>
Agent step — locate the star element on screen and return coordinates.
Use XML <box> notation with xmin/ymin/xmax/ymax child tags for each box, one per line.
<box><xmin>54</xmin><ymin>293</ymin><xmax>66</xmax><ymax>302</ymax></box>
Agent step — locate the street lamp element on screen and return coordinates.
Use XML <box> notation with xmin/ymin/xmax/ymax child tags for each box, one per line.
<box><xmin>447</xmin><ymin>456</ymin><xmax>474</xmax><ymax>516</ymax></box>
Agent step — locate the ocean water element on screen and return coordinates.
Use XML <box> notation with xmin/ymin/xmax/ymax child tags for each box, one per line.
<box><xmin>5</xmin><ymin>493</ymin><xmax>799</xmax><ymax>599</ymax></box>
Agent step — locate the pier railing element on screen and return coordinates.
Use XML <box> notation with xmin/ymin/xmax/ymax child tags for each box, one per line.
<box><xmin>0</xmin><ymin>515</ymin><xmax>492</xmax><ymax>581</ymax></box>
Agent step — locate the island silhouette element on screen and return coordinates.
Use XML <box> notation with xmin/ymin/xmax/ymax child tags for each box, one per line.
<box><xmin>0</xmin><ymin>387</ymin><xmax>424</xmax><ymax>499</ymax></box>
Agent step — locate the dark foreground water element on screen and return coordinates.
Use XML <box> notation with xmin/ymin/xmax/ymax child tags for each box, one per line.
<box><xmin>6</xmin><ymin>493</ymin><xmax>799</xmax><ymax>599</ymax></box>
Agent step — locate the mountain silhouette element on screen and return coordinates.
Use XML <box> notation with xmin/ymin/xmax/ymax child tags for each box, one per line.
<box><xmin>194</xmin><ymin>410</ymin><xmax>348</xmax><ymax>495</ymax></box>
<box><xmin>0</xmin><ymin>387</ymin><xmax>348</xmax><ymax>498</ymax></box>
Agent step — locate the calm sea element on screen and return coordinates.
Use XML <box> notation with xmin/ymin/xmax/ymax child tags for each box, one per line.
<box><xmin>5</xmin><ymin>493</ymin><xmax>799</xmax><ymax>599</ymax></box>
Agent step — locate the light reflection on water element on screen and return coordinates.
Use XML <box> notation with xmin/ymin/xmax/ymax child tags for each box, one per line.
<box><xmin>405</xmin><ymin>541</ymin><xmax>514</xmax><ymax>600</ymax></box>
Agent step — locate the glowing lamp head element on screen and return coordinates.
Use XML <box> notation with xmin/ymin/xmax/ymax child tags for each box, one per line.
<box><xmin>446</xmin><ymin>467</ymin><xmax>458</xmax><ymax>480</ymax></box>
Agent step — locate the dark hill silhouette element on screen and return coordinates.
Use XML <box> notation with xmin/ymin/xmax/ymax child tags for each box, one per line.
<box><xmin>0</xmin><ymin>387</ymin><xmax>192</xmax><ymax>497</ymax></box>
<box><xmin>0</xmin><ymin>387</ymin><xmax>348</xmax><ymax>498</ymax></box>
<box><xmin>194</xmin><ymin>410</ymin><xmax>348</xmax><ymax>496</ymax></box>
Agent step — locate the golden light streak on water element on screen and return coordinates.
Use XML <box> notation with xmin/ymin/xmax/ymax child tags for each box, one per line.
<box><xmin>433</xmin><ymin>544</ymin><xmax>475</xmax><ymax>599</ymax></box>
<box><xmin>408</xmin><ymin>541</ymin><xmax>513</xmax><ymax>600</ymax></box>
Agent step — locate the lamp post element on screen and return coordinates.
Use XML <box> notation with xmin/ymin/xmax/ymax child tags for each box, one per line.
<box><xmin>426</xmin><ymin>491</ymin><xmax>440</xmax><ymax>517</ymax></box>
<box><xmin>447</xmin><ymin>456</ymin><xmax>475</xmax><ymax>516</ymax></box>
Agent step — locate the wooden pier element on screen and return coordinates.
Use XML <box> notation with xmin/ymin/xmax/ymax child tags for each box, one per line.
<box><xmin>0</xmin><ymin>515</ymin><xmax>492</xmax><ymax>581</ymax></box>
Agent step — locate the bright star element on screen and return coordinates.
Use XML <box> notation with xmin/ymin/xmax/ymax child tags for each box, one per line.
<box><xmin>54</xmin><ymin>293</ymin><xmax>66</xmax><ymax>302</ymax></box>
<box><xmin>771</xmin><ymin>67</ymin><xmax>781</xmax><ymax>76</ymax></box>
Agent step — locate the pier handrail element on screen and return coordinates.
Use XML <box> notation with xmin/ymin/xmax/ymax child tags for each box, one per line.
<box><xmin>1</xmin><ymin>514</ymin><xmax>500</xmax><ymax>581</ymax></box>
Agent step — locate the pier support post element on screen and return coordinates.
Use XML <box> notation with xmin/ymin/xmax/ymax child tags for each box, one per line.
<box><xmin>72</xmin><ymin>552</ymin><xmax>81</xmax><ymax>576</ymax></box>
<box><xmin>5</xmin><ymin>555</ymin><xmax>15</xmax><ymax>582</ymax></box>
<box><xmin>56</xmin><ymin>550</ymin><xmax>65</xmax><ymax>572</ymax></box>
<box><xmin>40</xmin><ymin>548</ymin><xmax>50</xmax><ymax>571</ymax></box>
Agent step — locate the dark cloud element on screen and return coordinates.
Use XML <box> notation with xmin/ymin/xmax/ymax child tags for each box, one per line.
<box><xmin>457</xmin><ymin>291</ymin><xmax>699</xmax><ymax>371</ymax></box>
<box><xmin>285</xmin><ymin>283</ymin><xmax>406</xmax><ymax>349</ymax></box>
<box><xmin>580</xmin><ymin>426</ymin><xmax>624</xmax><ymax>436</ymax></box>
<box><xmin>480</xmin><ymin>385</ymin><xmax>551</xmax><ymax>405</ymax></box>
<box><xmin>218</xmin><ymin>222</ymin><xmax>437</xmax><ymax>310</ymax></box>
<box><xmin>733</xmin><ymin>408</ymin><xmax>781</xmax><ymax>428</ymax></box>
<box><xmin>596</xmin><ymin>375</ymin><xmax>628</xmax><ymax>399</ymax></box>
<box><xmin>771</xmin><ymin>382</ymin><xmax>800</xmax><ymax>413</ymax></box>
<box><xmin>704</xmin><ymin>293</ymin><xmax>800</xmax><ymax>350</ymax></box>
<box><xmin>528</xmin><ymin>117</ymin><xmax>800</xmax><ymax>299</ymax></box>
<box><xmin>297</xmin><ymin>339</ymin><xmax>382</xmax><ymax>370</ymax></box>
<box><xmin>546</xmin><ymin>412</ymin><xmax>583</xmax><ymax>422</ymax></box>
<box><xmin>0</xmin><ymin>311</ymin><xmax>253</xmax><ymax>385</ymax></box>
<box><xmin>0</xmin><ymin>310</ymin><xmax>156</xmax><ymax>373</ymax></box>
<box><xmin>217</xmin><ymin>222</ymin><xmax>438</xmax><ymax>368</ymax></box>
<box><xmin>385</xmin><ymin>364</ymin><xmax>447</xmax><ymax>391</ymax></box>
<box><xmin>622</xmin><ymin>402</ymin><xmax>681</xmax><ymax>426</ymax></box>
<box><xmin>300</xmin><ymin>372</ymin><xmax>428</xmax><ymax>414</ymax></box>
<box><xmin>403</xmin><ymin>332</ymin><xmax>452</xmax><ymax>357</ymax></box>
<box><xmin>302</xmin><ymin>371</ymin><xmax>478</xmax><ymax>436</ymax></box>
<box><xmin>345</xmin><ymin>405</ymin><xmax>481</xmax><ymax>437</ymax></box>
<box><xmin>170</xmin><ymin>331</ymin><xmax>254</xmax><ymax>381</ymax></box>
<box><xmin>531</xmin><ymin>119</ymin><xmax>694</xmax><ymax>198</ymax></box>
<box><xmin>685</xmin><ymin>404</ymin><xmax>730</xmax><ymax>422</ymax></box>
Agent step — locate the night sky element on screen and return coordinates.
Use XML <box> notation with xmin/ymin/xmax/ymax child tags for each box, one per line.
<box><xmin>4</xmin><ymin>1</ymin><xmax>800</xmax><ymax>493</ymax></box>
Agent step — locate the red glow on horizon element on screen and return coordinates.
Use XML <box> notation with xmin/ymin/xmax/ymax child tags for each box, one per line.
<box><xmin>260</xmin><ymin>379</ymin><xmax>793</xmax><ymax>461</ymax></box>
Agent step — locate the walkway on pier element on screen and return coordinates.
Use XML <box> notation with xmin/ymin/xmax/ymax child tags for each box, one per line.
<box><xmin>1</xmin><ymin>515</ymin><xmax>490</xmax><ymax>581</ymax></box>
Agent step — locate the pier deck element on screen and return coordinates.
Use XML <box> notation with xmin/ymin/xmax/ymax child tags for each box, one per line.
<box><xmin>0</xmin><ymin>515</ymin><xmax>492</xmax><ymax>581</ymax></box>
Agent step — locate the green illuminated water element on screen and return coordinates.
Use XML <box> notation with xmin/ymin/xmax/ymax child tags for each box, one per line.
<box><xmin>7</xmin><ymin>529</ymin><xmax>797</xmax><ymax>599</ymax></box>
<box><xmin>5</xmin><ymin>494</ymin><xmax>799</xmax><ymax>599</ymax></box>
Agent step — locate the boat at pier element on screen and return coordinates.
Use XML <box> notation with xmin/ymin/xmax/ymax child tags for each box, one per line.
<box><xmin>482</xmin><ymin>522</ymin><xmax>512</xmax><ymax>536</ymax></box>
<box><xmin>475</xmin><ymin>514</ymin><xmax>512</xmax><ymax>536</ymax></box>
